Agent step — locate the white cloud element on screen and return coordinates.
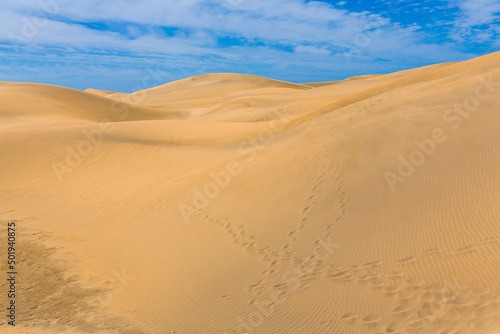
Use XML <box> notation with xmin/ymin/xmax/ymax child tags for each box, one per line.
<box><xmin>456</xmin><ymin>0</ymin><xmax>500</xmax><ymax>27</ymax></box>
<box><xmin>0</xmin><ymin>0</ymin><xmax>442</xmax><ymax>68</ymax></box>
<box><xmin>0</xmin><ymin>0</ymin><xmax>403</xmax><ymax>47</ymax></box>
<box><xmin>294</xmin><ymin>45</ymin><xmax>331</xmax><ymax>55</ymax></box>
<box><xmin>451</xmin><ymin>0</ymin><xmax>500</xmax><ymax>43</ymax></box>
<box><xmin>0</xmin><ymin>0</ymin><xmax>486</xmax><ymax>91</ymax></box>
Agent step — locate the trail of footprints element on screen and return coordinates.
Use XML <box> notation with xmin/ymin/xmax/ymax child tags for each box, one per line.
<box><xmin>286</xmin><ymin>159</ymin><xmax>346</xmax><ymax>249</ymax></box>
<box><xmin>202</xmin><ymin>151</ymin><xmax>350</xmax><ymax>332</ymax></box>
<box><xmin>200</xmin><ymin>146</ymin><xmax>499</xmax><ymax>333</ymax></box>
<box><xmin>330</xmin><ymin>237</ymin><xmax>500</xmax><ymax>333</ymax></box>
<box><xmin>342</xmin><ymin>90</ymin><xmax>397</xmax><ymax>132</ymax></box>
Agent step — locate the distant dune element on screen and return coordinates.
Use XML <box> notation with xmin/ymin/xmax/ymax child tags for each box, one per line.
<box><xmin>1</xmin><ymin>52</ymin><xmax>500</xmax><ymax>333</ymax></box>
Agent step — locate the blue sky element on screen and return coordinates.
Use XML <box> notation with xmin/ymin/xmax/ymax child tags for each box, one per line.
<box><xmin>0</xmin><ymin>0</ymin><xmax>499</xmax><ymax>92</ymax></box>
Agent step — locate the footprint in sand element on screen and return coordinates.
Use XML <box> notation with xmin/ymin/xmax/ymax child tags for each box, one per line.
<box><xmin>340</xmin><ymin>312</ymin><xmax>357</xmax><ymax>323</ymax></box>
<box><xmin>362</xmin><ymin>314</ymin><xmax>380</xmax><ymax>326</ymax></box>
<box><xmin>397</xmin><ymin>256</ymin><xmax>417</xmax><ymax>264</ymax></box>
<box><xmin>451</xmin><ymin>245</ymin><xmax>477</xmax><ymax>254</ymax></box>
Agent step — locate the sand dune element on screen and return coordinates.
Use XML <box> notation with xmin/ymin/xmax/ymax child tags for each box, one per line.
<box><xmin>1</xmin><ymin>52</ymin><xmax>500</xmax><ymax>333</ymax></box>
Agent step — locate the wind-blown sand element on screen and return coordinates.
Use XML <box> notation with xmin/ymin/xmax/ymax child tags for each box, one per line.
<box><xmin>1</xmin><ymin>52</ymin><xmax>500</xmax><ymax>333</ymax></box>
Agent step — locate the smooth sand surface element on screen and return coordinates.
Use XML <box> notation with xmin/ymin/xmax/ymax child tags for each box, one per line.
<box><xmin>1</xmin><ymin>52</ymin><xmax>500</xmax><ymax>333</ymax></box>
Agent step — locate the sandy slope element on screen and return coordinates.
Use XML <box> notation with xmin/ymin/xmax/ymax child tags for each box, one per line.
<box><xmin>1</xmin><ymin>52</ymin><xmax>500</xmax><ymax>334</ymax></box>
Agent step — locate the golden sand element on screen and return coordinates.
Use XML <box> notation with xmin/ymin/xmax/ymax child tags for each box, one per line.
<box><xmin>1</xmin><ymin>52</ymin><xmax>500</xmax><ymax>333</ymax></box>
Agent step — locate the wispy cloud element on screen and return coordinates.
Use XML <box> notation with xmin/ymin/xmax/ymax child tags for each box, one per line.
<box><xmin>456</xmin><ymin>0</ymin><xmax>500</xmax><ymax>26</ymax></box>
<box><xmin>450</xmin><ymin>0</ymin><xmax>500</xmax><ymax>44</ymax></box>
<box><xmin>0</xmin><ymin>0</ymin><xmax>496</xmax><ymax>91</ymax></box>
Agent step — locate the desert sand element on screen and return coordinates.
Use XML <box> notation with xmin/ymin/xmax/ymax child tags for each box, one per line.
<box><xmin>1</xmin><ymin>52</ymin><xmax>500</xmax><ymax>333</ymax></box>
